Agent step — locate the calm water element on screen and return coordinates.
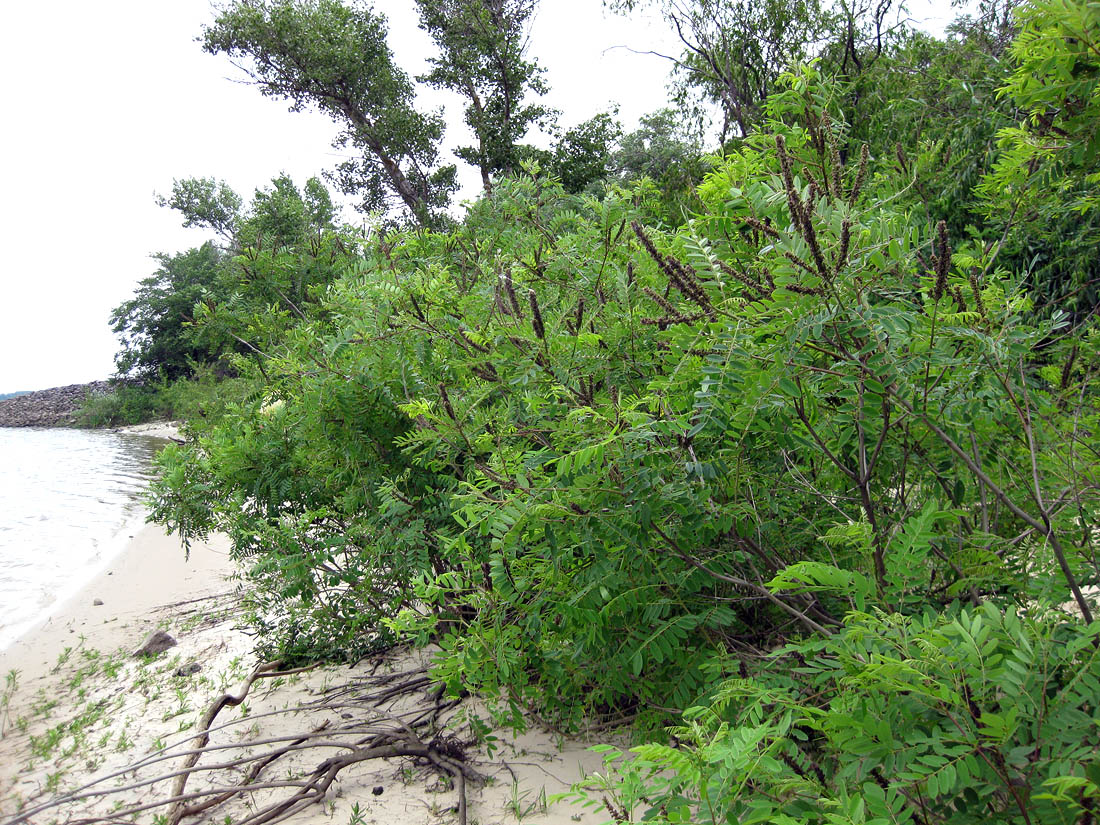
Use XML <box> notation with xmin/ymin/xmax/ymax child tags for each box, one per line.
<box><xmin>0</xmin><ymin>428</ymin><xmax>166</xmax><ymax>650</ymax></box>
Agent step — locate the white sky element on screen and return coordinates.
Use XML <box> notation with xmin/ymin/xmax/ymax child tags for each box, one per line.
<box><xmin>0</xmin><ymin>0</ymin><xmax>957</xmax><ymax>393</ymax></box>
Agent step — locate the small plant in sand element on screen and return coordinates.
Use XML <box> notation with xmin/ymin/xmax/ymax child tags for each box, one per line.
<box><xmin>29</xmin><ymin>724</ymin><xmax>66</xmax><ymax>759</ymax></box>
<box><xmin>1</xmin><ymin>668</ymin><xmax>18</xmax><ymax>737</ymax></box>
<box><xmin>100</xmin><ymin>652</ymin><xmax>124</xmax><ymax>680</ymax></box>
<box><xmin>506</xmin><ymin>780</ymin><xmax>548</xmax><ymax>821</ymax></box>
<box><xmin>31</xmin><ymin>691</ymin><xmax>57</xmax><ymax>719</ymax></box>
<box><xmin>51</xmin><ymin>646</ymin><xmax>73</xmax><ymax>674</ymax></box>
<box><xmin>114</xmin><ymin>728</ymin><xmax>133</xmax><ymax>752</ymax></box>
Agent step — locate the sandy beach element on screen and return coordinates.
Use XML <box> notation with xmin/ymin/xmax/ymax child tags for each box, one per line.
<box><xmin>0</xmin><ymin>522</ymin><xmax>619</xmax><ymax>825</ymax></box>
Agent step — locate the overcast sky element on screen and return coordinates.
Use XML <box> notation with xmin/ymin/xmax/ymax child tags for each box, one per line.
<box><xmin>0</xmin><ymin>0</ymin><xmax>957</xmax><ymax>393</ymax></box>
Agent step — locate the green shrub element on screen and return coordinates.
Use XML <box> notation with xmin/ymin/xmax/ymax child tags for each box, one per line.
<box><xmin>75</xmin><ymin>383</ymin><xmax>166</xmax><ymax>428</ymax></box>
<box><xmin>75</xmin><ymin>368</ymin><xmax>259</xmax><ymax>429</ymax></box>
<box><xmin>563</xmin><ymin>601</ymin><xmax>1100</xmax><ymax>825</ymax></box>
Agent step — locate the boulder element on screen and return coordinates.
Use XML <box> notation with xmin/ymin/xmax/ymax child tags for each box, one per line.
<box><xmin>134</xmin><ymin>629</ymin><xmax>177</xmax><ymax>658</ymax></box>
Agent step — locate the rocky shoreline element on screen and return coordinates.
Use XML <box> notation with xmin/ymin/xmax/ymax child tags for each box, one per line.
<box><xmin>0</xmin><ymin>380</ymin><xmax>111</xmax><ymax>427</ymax></box>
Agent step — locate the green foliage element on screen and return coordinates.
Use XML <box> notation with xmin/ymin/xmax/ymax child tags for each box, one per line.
<box><xmin>112</xmin><ymin>174</ymin><xmax>346</xmax><ymax>387</ymax></box>
<box><xmin>550</xmin><ymin>111</ymin><xmax>624</xmax><ymax>193</ymax></box>
<box><xmin>135</xmin><ymin>4</ymin><xmax>1100</xmax><ymax>821</ymax></box>
<box><xmin>156</xmin><ymin>178</ymin><xmax>242</xmax><ymax>243</ymax></box>
<box><xmin>608</xmin><ymin>0</ymin><xmax>829</xmax><ymax>139</ymax></box>
<box><xmin>75</xmin><ymin>371</ymin><xmax>259</xmax><ymax>428</ymax></box>
<box><xmin>977</xmin><ymin>0</ymin><xmax>1100</xmax><ymax>313</ymax></box>
<box><xmin>614</xmin><ymin>108</ymin><xmax>710</xmax><ymax>226</ymax></box>
<box><xmin>110</xmin><ymin>242</ymin><xmax>229</xmax><ymax>380</ymax></box>
<box><xmin>202</xmin><ymin>0</ymin><xmax>456</xmax><ymax>227</ymax></box>
<box><xmin>563</xmin><ymin>603</ymin><xmax>1100</xmax><ymax>824</ymax></box>
<box><xmin>415</xmin><ymin>0</ymin><xmax>553</xmax><ymax>191</ymax></box>
<box><xmin>75</xmin><ymin>382</ymin><xmax>166</xmax><ymax>428</ymax></box>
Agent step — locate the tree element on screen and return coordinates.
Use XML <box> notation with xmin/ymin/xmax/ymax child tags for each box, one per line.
<box><xmin>609</xmin><ymin>0</ymin><xmax>827</xmax><ymax>141</ymax></box>
<box><xmin>614</xmin><ymin>107</ymin><xmax>708</xmax><ymax>223</ymax></box>
<box><xmin>110</xmin><ymin>243</ymin><xmax>229</xmax><ymax>380</ymax></box>
<box><xmin>157</xmin><ymin>178</ymin><xmax>242</xmax><ymax>245</ymax></box>
<box><xmin>202</xmin><ymin>0</ymin><xmax>456</xmax><ymax>227</ymax></box>
<box><xmin>130</xmin><ymin>174</ymin><xmax>348</xmax><ymax>382</ymax></box>
<box><xmin>551</xmin><ymin>111</ymin><xmax>623</xmax><ymax>193</ymax></box>
<box><xmin>415</xmin><ymin>0</ymin><xmax>553</xmax><ymax>194</ymax></box>
<box><xmin>243</xmin><ymin>173</ymin><xmax>337</xmax><ymax>248</ymax></box>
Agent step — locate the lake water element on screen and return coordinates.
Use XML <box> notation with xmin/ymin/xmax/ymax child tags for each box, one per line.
<box><xmin>0</xmin><ymin>428</ymin><xmax>167</xmax><ymax>650</ymax></box>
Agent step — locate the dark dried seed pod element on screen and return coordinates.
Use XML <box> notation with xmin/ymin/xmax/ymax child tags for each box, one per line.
<box><xmin>458</xmin><ymin>328</ymin><xmax>488</xmax><ymax>353</ymax></box>
<box><xmin>719</xmin><ymin>261</ymin><xmax>765</xmax><ymax>298</ymax></box>
<box><xmin>744</xmin><ymin>216</ymin><xmax>780</xmax><ymax>239</ymax></box>
<box><xmin>823</xmin><ymin>110</ymin><xmax>843</xmax><ymax>198</ymax></box>
<box><xmin>438</xmin><ymin>383</ymin><xmax>456</xmax><ymax>421</ymax></box>
<box><xmin>835</xmin><ymin>220</ymin><xmax>851</xmax><ymax>276</ymax></box>
<box><xmin>643</xmin><ymin>286</ymin><xmax>679</xmax><ymax>316</ymax></box>
<box><xmin>502</xmin><ymin>270</ymin><xmax>522</xmax><ymax>317</ymax></box>
<box><xmin>952</xmin><ymin>285</ymin><xmax>968</xmax><ymax>312</ymax></box>
<box><xmin>932</xmin><ymin>220</ymin><xmax>950</xmax><ymax>301</ymax></box>
<box><xmin>493</xmin><ymin>280</ymin><xmax>510</xmax><ymax>316</ymax></box>
<box><xmin>783</xmin><ymin>250</ymin><xmax>818</xmax><ymax>278</ymax></box>
<box><xmin>895</xmin><ymin>141</ymin><xmax>909</xmax><ymax>174</ymax></box>
<box><xmin>786</xmin><ymin>283</ymin><xmax>826</xmax><ymax>296</ymax></box>
<box><xmin>632</xmin><ymin>221</ymin><xmax>692</xmax><ymax>299</ymax></box>
<box><xmin>631</xmin><ymin>221</ymin><xmax>659</xmax><ymax>259</ymax></box>
<box><xmin>472</xmin><ymin>363</ymin><xmax>499</xmax><ymax>382</ymax></box>
<box><xmin>672</xmin><ymin>257</ymin><xmax>712</xmax><ymax>307</ymax></box>
<box><xmin>808</xmin><ymin>181</ymin><xmax>821</xmax><ymax>213</ymax></box>
<box><xmin>775</xmin><ymin>135</ymin><xmax>805</xmax><ymax>232</ymax></box>
<box><xmin>528</xmin><ymin>289</ymin><xmax>545</xmax><ymax>339</ymax></box>
<box><xmin>1060</xmin><ymin>345</ymin><xmax>1079</xmax><ymax>390</ymax></box>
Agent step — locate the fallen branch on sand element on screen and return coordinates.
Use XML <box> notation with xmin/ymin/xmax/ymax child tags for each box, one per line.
<box><xmin>10</xmin><ymin>650</ymin><xmax>480</xmax><ymax>825</ymax></box>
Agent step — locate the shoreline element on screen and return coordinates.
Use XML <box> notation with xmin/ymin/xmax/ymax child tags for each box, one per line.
<box><xmin>114</xmin><ymin>420</ymin><xmax>182</xmax><ymax>440</ymax></box>
<box><xmin>0</xmin><ymin>523</ymin><xmax>235</xmax><ymax>687</ymax></box>
<box><xmin>0</xmin><ymin>424</ymin><xmax>192</xmax><ymax>655</ymax></box>
<box><xmin>0</xmin><ymin>524</ymin><xmax>613</xmax><ymax>825</ymax></box>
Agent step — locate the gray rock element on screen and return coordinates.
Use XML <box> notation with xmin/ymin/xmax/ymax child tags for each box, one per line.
<box><xmin>0</xmin><ymin>381</ymin><xmax>115</xmax><ymax>428</ymax></box>
<box><xmin>174</xmin><ymin>662</ymin><xmax>201</xmax><ymax>677</ymax></box>
<box><xmin>93</xmin><ymin>599</ymin><xmax>104</xmax><ymax>606</ymax></box>
<box><xmin>133</xmin><ymin>629</ymin><xmax>177</xmax><ymax>658</ymax></box>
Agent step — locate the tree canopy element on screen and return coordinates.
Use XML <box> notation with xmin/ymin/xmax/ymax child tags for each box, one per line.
<box><xmin>202</xmin><ymin>0</ymin><xmax>456</xmax><ymax>227</ymax></box>
<box><xmin>415</xmin><ymin>0</ymin><xmax>553</xmax><ymax>193</ymax></box>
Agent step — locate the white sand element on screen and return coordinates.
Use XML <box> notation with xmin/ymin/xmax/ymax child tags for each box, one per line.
<box><xmin>0</xmin><ymin>526</ymin><xmax>621</xmax><ymax>825</ymax></box>
<box><xmin>115</xmin><ymin>421</ymin><xmax>183</xmax><ymax>440</ymax></box>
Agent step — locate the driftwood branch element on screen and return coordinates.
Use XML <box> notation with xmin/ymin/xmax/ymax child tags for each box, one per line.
<box><xmin>11</xmin><ymin>651</ymin><xmax>480</xmax><ymax>825</ymax></box>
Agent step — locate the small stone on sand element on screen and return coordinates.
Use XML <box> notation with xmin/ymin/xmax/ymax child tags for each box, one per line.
<box><xmin>133</xmin><ymin>629</ymin><xmax>177</xmax><ymax>657</ymax></box>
